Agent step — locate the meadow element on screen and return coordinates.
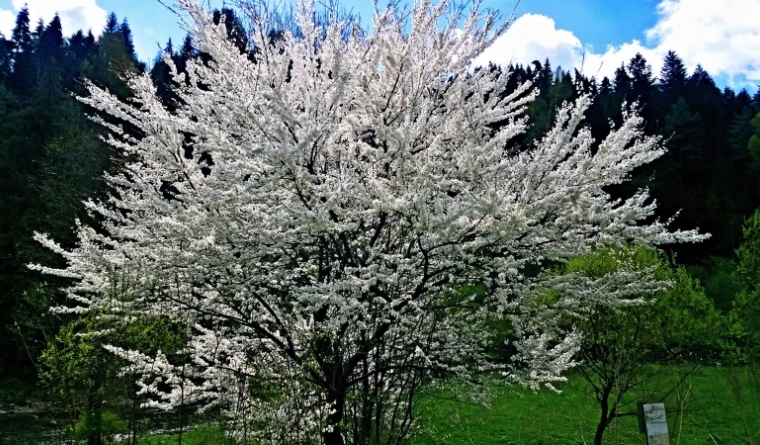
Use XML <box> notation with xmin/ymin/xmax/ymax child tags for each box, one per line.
<box><xmin>132</xmin><ymin>366</ymin><xmax>760</xmax><ymax>445</ymax></box>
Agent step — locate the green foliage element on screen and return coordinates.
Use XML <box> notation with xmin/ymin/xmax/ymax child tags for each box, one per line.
<box><xmin>564</xmin><ymin>245</ymin><xmax>720</xmax><ymax>360</ymax></box>
<box><xmin>0</xmin><ymin>377</ymin><xmax>42</xmax><ymax>406</ymax></box>
<box><xmin>664</xmin><ymin>97</ymin><xmax>705</xmax><ymax>159</ymax></box>
<box><xmin>0</xmin><ymin>6</ymin><xmax>142</xmax><ymax>386</ymax></box>
<box><xmin>38</xmin><ymin>318</ymin><xmax>113</xmax><ymax>441</ymax></box>
<box><xmin>38</xmin><ymin>314</ymin><xmax>189</xmax><ymax>443</ymax></box>
<box><xmin>737</xmin><ymin>208</ymin><xmax>760</xmax><ymax>288</ymax></box>
<box><xmin>75</xmin><ymin>409</ymin><xmax>123</xmax><ymax>443</ymax></box>
<box><xmin>686</xmin><ymin>256</ymin><xmax>741</xmax><ymax>312</ymax></box>
<box><xmin>556</xmin><ymin>245</ymin><xmax>720</xmax><ymax>444</ymax></box>
<box><xmin>658</xmin><ymin>267</ymin><xmax>723</xmax><ymax>358</ymax></box>
<box><xmin>564</xmin><ymin>244</ymin><xmax>664</xmax><ymax>277</ymax></box>
<box><xmin>727</xmin><ymin>209</ymin><xmax>760</xmax><ymax>364</ymax></box>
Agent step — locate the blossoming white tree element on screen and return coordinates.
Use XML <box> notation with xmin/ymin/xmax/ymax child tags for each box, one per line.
<box><xmin>31</xmin><ymin>0</ymin><xmax>703</xmax><ymax>443</ymax></box>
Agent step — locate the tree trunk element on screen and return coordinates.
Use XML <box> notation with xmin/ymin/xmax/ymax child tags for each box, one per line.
<box><xmin>323</xmin><ymin>391</ymin><xmax>346</xmax><ymax>445</ymax></box>
<box><xmin>360</xmin><ymin>352</ymin><xmax>372</xmax><ymax>444</ymax></box>
<box><xmin>593</xmin><ymin>382</ymin><xmax>614</xmax><ymax>445</ymax></box>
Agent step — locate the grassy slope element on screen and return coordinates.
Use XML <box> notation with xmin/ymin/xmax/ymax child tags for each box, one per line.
<box><xmin>132</xmin><ymin>366</ymin><xmax>760</xmax><ymax>445</ymax></box>
<box><xmin>142</xmin><ymin>427</ymin><xmax>229</xmax><ymax>445</ymax></box>
<box><xmin>410</xmin><ymin>366</ymin><xmax>760</xmax><ymax>445</ymax></box>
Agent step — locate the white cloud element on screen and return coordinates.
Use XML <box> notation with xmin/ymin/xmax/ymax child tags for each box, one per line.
<box><xmin>646</xmin><ymin>0</ymin><xmax>760</xmax><ymax>85</ymax></box>
<box><xmin>584</xmin><ymin>41</ymin><xmax>664</xmax><ymax>81</ymax></box>
<box><xmin>474</xmin><ymin>13</ymin><xmax>663</xmax><ymax>81</ymax></box>
<box><xmin>0</xmin><ymin>9</ymin><xmax>14</xmax><ymax>38</ymax></box>
<box><xmin>476</xmin><ymin>0</ymin><xmax>760</xmax><ymax>89</ymax></box>
<box><xmin>0</xmin><ymin>0</ymin><xmax>106</xmax><ymax>38</ymax></box>
<box><xmin>473</xmin><ymin>14</ymin><xmax>585</xmax><ymax>74</ymax></box>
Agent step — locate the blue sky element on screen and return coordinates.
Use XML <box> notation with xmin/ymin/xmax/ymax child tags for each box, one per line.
<box><xmin>0</xmin><ymin>0</ymin><xmax>757</xmax><ymax>91</ymax></box>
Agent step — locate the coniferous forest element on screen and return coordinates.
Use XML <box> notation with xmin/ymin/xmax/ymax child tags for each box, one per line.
<box><xmin>0</xmin><ymin>3</ymin><xmax>759</xmax><ymax>444</ymax></box>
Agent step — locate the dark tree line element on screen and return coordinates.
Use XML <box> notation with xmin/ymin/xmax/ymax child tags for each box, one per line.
<box><xmin>0</xmin><ymin>6</ymin><xmax>143</xmax><ymax>387</ymax></box>
<box><xmin>0</xmin><ymin>6</ymin><xmax>250</xmax><ymax>443</ymax></box>
<box><xmin>0</xmin><ymin>3</ymin><xmax>759</xmax><ymax>441</ymax></box>
<box><xmin>484</xmin><ymin>52</ymin><xmax>760</xmax><ymax>298</ymax></box>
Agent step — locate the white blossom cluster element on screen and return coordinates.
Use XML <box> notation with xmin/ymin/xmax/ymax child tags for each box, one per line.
<box><xmin>30</xmin><ymin>0</ymin><xmax>704</xmax><ymax>443</ymax></box>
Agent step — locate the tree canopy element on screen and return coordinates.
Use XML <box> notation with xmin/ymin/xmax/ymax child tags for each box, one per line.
<box><xmin>31</xmin><ymin>1</ymin><xmax>704</xmax><ymax>443</ymax></box>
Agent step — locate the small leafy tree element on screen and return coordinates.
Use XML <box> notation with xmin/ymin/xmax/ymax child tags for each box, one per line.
<box><xmin>722</xmin><ymin>208</ymin><xmax>760</xmax><ymax>440</ymax></box>
<box><xmin>31</xmin><ymin>1</ymin><xmax>702</xmax><ymax>443</ymax></box>
<box><xmin>39</xmin><ymin>310</ymin><xmax>188</xmax><ymax>444</ymax></box>
<box><xmin>559</xmin><ymin>246</ymin><xmax>718</xmax><ymax>445</ymax></box>
<box><xmin>39</xmin><ymin>318</ymin><xmax>115</xmax><ymax>445</ymax></box>
<box><xmin>735</xmin><ymin>209</ymin><xmax>760</xmax><ymax>362</ymax></box>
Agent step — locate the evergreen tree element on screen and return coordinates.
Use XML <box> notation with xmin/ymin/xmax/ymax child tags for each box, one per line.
<box><xmin>626</xmin><ymin>53</ymin><xmax>657</xmax><ymax>134</ymax></box>
<box><xmin>150</xmin><ymin>39</ymin><xmax>178</xmax><ymax>108</ymax></box>
<box><xmin>212</xmin><ymin>7</ymin><xmax>250</xmax><ymax>54</ymax></box>
<box><xmin>627</xmin><ymin>53</ymin><xmax>655</xmax><ymax>99</ymax></box>
<box><xmin>119</xmin><ymin>19</ymin><xmax>139</xmax><ymax>65</ymax></box>
<box><xmin>11</xmin><ymin>5</ymin><xmax>31</xmax><ymax>50</ymax></box>
<box><xmin>659</xmin><ymin>50</ymin><xmax>688</xmax><ymax>101</ymax></box>
<box><xmin>609</xmin><ymin>64</ymin><xmax>631</xmax><ymax>125</ymax></box>
<box><xmin>64</xmin><ymin>31</ymin><xmax>97</xmax><ymax>93</ymax></box>
<box><xmin>104</xmin><ymin>12</ymin><xmax>118</xmax><ymax>34</ymax></box>
<box><xmin>749</xmin><ymin>112</ymin><xmax>760</xmax><ymax>171</ymax></box>
<box><xmin>587</xmin><ymin>76</ymin><xmax>615</xmax><ymax>143</ymax></box>
<box><xmin>0</xmin><ymin>34</ymin><xmax>13</xmax><ymax>82</ymax></box>
<box><xmin>729</xmin><ymin>100</ymin><xmax>755</xmax><ymax>161</ymax></box>
<box><xmin>612</xmin><ymin>64</ymin><xmax>631</xmax><ymax>96</ymax></box>
<box><xmin>81</xmin><ymin>13</ymin><xmax>143</xmax><ymax>98</ymax></box>
<box><xmin>177</xmin><ymin>34</ymin><xmax>195</xmax><ymax>73</ymax></box>
<box><xmin>38</xmin><ymin>15</ymin><xmax>64</xmax><ymax>60</ymax></box>
<box><xmin>686</xmin><ymin>65</ymin><xmax>726</xmax><ymax>161</ymax></box>
<box><xmin>658</xmin><ymin>97</ymin><xmax>704</xmax><ymax>232</ymax></box>
<box><xmin>0</xmin><ymin>6</ymin><xmax>138</xmax><ymax>388</ymax></box>
<box><xmin>35</xmin><ymin>15</ymin><xmax>65</xmax><ymax>87</ymax></box>
<box><xmin>0</xmin><ymin>84</ymin><xmax>29</xmax><ymax>377</ymax></box>
<box><xmin>599</xmin><ymin>76</ymin><xmax>611</xmax><ymax>95</ymax></box>
<box><xmin>551</xmin><ymin>68</ymin><xmax>574</xmax><ymax>105</ymax></box>
<box><xmin>537</xmin><ymin>58</ymin><xmax>553</xmax><ymax>97</ymax></box>
<box><xmin>9</xmin><ymin>6</ymin><xmax>34</xmax><ymax>95</ymax></box>
<box><xmin>734</xmin><ymin>89</ymin><xmax>754</xmax><ymax>114</ymax></box>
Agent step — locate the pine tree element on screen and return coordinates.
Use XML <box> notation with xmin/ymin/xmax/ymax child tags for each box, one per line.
<box><xmin>105</xmin><ymin>12</ymin><xmax>118</xmax><ymax>34</ymax></box>
<box><xmin>38</xmin><ymin>15</ymin><xmax>64</xmax><ymax>60</ymax></box>
<box><xmin>612</xmin><ymin>64</ymin><xmax>631</xmax><ymax>96</ymax></box>
<box><xmin>9</xmin><ymin>6</ymin><xmax>34</xmax><ymax>95</ymax></box>
<box><xmin>81</xmin><ymin>13</ymin><xmax>143</xmax><ymax>98</ymax></box>
<box><xmin>729</xmin><ymin>91</ymin><xmax>755</xmax><ymax>161</ymax></box>
<box><xmin>659</xmin><ymin>50</ymin><xmax>688</xmax><ymax>96</ymax></box>
<box><xmin>0</xmin><ymin>34</ymin><xmax>13</xmax><ymax>82</ymax></box>
<box><xmin>212</xmin><ymin>7</ymin><xmax>249</xmax><ymax>54</ymax></box>
<box><xmin>119</xmin><ymin>19</ymin><xmax>138</xmax><ymax>62</ymax></box>
<box><xmin>151</xmin><ymin>39</ymin><xmax>178</xmax><ymax>108</ymax></box>
<box><xmin>599</xmin><ymin>76</ymin><xmax>611</xmax><ymax>95</ymax></box>
<box><xmin>11</xmin><ymin>6</ymin><xmax>31</xmax><ymax>50</ymax></box>
<box><xmin>627</xmin><ymin>53</ymin><xmax>654</xmax><ymax>99</ymax></box>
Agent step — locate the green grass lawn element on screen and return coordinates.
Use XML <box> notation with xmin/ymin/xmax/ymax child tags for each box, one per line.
<box><xmin>410</xmin><ymin>366</ymin><xmax>760</xmax><ymax>445</ymax></box>
<box><xmin>112</xmin><ymin>366</ymin><xmax>760</xmax><ymax>445</ymax></box>
<box><xmin>141</xmin><ymin>426</ymin><xmax>230</xmax><ymax>445</ymax></box>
